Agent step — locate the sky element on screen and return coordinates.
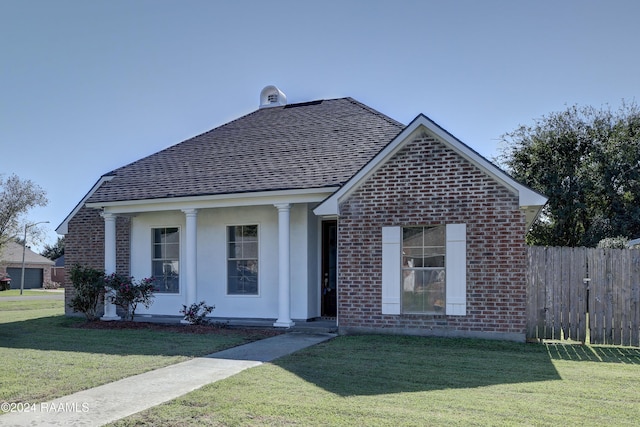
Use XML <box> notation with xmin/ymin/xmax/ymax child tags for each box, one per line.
<box><xmin>2</xmin><ymin>0</ymin><xmax>639</xmax><ymax>251</ymax></box>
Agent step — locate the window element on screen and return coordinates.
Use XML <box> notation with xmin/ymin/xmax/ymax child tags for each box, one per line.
<box><xmin>152</xmin><ymin>227</ymin><xmax>180</xmax><ymax>293</ymax></box>
<box><xmin>402</xmin><ymin>226</ymin><xmax>445</xmax><ymax>314</ymax></box>
<box><xmin>227</xmin><ymin>225</ymin><xmax>258</xmax><ymax>295</ymax></box>
<box><xmin>381</xmin><ymin>224</ymin><xmax>466</xmax><ymax>316</ymax></box>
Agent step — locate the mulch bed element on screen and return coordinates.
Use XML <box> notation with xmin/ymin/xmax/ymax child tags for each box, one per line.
<box><xmin>74</xmin><ymin>320</ymin><xmax>285</xmax><ymax>337</ymax></box>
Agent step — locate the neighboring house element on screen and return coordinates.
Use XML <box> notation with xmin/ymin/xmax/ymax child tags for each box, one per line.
<box><xmin>57</xmin><ymin>86</ymin><xmax>547</xmax><ymax>341</ymax></box>
<box><xmin>0</xmin><ymin>241</ymin><xmax>55</xmax><ymax>289</ymax></box>
<box><xmin>51</xmin><ymin>255</ymin><xmax>65</xmax><ymax>286</ymax></box>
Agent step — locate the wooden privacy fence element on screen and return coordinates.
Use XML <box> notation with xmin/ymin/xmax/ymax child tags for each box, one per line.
<box><xmin>527</xmin><ymin>246</ymin><xmax>640</xmax><ymax>347</ymax></box>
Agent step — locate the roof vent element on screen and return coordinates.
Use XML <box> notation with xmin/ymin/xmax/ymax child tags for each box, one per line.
<box><xmin>259</xmin><ymin>85</ymin><xmax>287</xmax><ymax>108</ymax></box>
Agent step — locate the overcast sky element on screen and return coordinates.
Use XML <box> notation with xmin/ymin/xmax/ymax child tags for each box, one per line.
<box><xmin>2</xmin><ymin>0</ymin><xmax>639</xmax><ymax>250</ymax></box>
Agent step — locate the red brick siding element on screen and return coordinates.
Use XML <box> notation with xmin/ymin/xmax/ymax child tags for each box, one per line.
<box><xmin>64</xmin><ymin>206</ymin><xmax>131</xmax><ymax>315</ymax></box>
<box><xmin>337</xmin><ymin>135</ymin><xmax>527</xmax><ymax>339</ymax></box>
<box><xmin>51</xmin><ymin>267</ymin><xmax>65</xmax><ymax>286</ymax></box>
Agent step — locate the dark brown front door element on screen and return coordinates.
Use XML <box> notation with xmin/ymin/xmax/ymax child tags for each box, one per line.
<box><xmin>321</xmin><ymin>220</ymin><xmax>337</xmax><ymax>317</ymax></box>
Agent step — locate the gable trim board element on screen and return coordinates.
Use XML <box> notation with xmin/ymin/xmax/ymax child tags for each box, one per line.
<box><xmin>314</xmin><ymin>114</ymin><xmax>547</xmax><ymax>228</ymax></box>
<box><xmin>56</xmin><ymin>175</ymin><xmax>115</xmax><ymax>235</ymax></box>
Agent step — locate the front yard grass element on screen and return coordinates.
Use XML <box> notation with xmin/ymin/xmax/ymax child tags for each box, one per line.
<box><xmin>0</xmin><ymin>299</ymin><xmax>273</xmax><ymax>405</ymax></box>
<box><xmin>112</xmin><ymin>335</ymin><xmax>640</xmax><ymax>427</ymax></box>
<box><xmin>0</xmin><ymin>289</ymin><xmax>62</xmax><ymax>297</ymax></box>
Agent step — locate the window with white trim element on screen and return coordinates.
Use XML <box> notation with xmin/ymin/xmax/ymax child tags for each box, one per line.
<box><xmin>382</xmin><ymin>224</ymin><xmax>466</xmax><ymax>316</ymax></box>
<box><xmin>152</xmin><ymin>227</ymin><xmax>180</xmax><ymax>293</ymax></box>
<box><xmin>227</xmin><ymin>225</ymin><xmax>258</xmax><ymax>295</ymax></box>
<box><xmin>402</xmin><ymin>226</ymin><xmax>445</xmax><ymax>314</ymax></box>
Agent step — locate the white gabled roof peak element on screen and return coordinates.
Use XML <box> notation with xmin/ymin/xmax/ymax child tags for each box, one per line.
<box><xmin>314</xmin><ymin>113</ymin><xmax>547</xmax><ymax>228</ymax></box>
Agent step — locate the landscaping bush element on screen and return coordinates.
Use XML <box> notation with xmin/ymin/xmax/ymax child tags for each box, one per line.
<box><xmin>68</xmin><ymin>265</ymin><xmax>105</xmax><ymax>320</ymax></box>
<box><xmin>104</xmin><ymin>273</ymin><xmax>156</xmax><ymax>321</ymax></box>
<box><xmin>597</xmin><ymin>236</ymin><xmax>629</xmax><ymax>249</ymax></box>
<box><xmin>43</xmin><ymin>279</ymin><xmax>60</xmax><ymax>289</ymax></box>
<box><xmin>180</xmin><ymin>301</ymin><xmax>215</xmax><ymax>325</ymax></box>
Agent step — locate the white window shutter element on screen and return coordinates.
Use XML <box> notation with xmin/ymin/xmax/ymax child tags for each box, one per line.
<box><xmin>445</xmin><ymin>223</ymin><xmax>467</xmax><ymax>316</ymax></box>
<box><xmin>381</xmin><ymin>226</ymin><xmax>401</xmax><ymax>315</ymax></box>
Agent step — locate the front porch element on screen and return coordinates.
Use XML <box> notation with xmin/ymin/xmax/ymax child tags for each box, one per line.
<box><xmin>92</xmin><ymin>199</ymin><xmax>335</xmax><ymax>324</ymax></box>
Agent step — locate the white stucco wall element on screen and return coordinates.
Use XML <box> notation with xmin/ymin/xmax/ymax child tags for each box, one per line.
<box><xmin>129</xmin><ymin>204</ymin><xmax>319</xmax><ymax>320</ymax></box>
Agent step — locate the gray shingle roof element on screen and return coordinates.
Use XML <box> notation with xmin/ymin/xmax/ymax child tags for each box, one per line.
<box><xmin>87</xmin><ymin>98</ymin><xmax>404</xmax><ymax>203</ymax></box>
<box><xmin>0</xmin><ymin>241</ymin><xmax>55</xmax><ymax>265</ymax></box>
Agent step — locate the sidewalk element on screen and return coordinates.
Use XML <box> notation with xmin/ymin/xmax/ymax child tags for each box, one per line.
<box><xmin>1</xmin><ymin>332</ymin><xmax>335</xmax><ymax>427</ymax></box>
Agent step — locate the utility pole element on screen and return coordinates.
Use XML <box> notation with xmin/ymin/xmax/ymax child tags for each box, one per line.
<box><xmin>20</xmin><ymin>221</ymin><xmax>49</xmax><ymax>295</ymax></box>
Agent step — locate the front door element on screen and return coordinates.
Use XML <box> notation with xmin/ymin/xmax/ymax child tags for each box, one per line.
<box><xmin>321</xmin><ymin>220</ymin><xmax>337</xmax><ymax>317</ymax></box>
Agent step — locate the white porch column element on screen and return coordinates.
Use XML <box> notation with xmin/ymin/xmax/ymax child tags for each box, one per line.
<box><xmin>274</xmin><ymin>203</ymin><xmax>294</xmax><ymax>327</ymax></box>
<box><xmin>101</xmin><ymin>212</ymin><xmax>120</xmax><ymax>321</ymax></box>
<box><xmin>182</xmin><ymin>209</ymin><xmax>198</xmax><ymax>323</ymax></box>
<box><xmin>182</xmin><ymin>209</ymin><xmax>198</xmax><ymax>321</ymax></box>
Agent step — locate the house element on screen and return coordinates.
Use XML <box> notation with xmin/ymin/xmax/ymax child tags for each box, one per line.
<box><xmin>57</xmin><ymin>86</ymin><xmax>547</xmax><ymax>341</ymax></box>
<box><xmin>51</xmin><ymin>255</ymin><xmax>65</xmax><ymax>286</ymax></box>
<box><xmin>0</xmin><ymin>241</ymin><xmax>55</xmax><ymax>289</ymax></box>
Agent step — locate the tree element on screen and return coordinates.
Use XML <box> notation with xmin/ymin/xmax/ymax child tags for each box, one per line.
<box><xmin>41</xmin><ymin>236</ymin><xmax>65</xmax><ymax>260</ymax></box>
<box><xmin>0</xmin><ymin>174</ymin><xmax>48</xmax><ymax>252</ymax></box>
<box><xmin>498</xmin><ymin>102</ymin><xmax>640</xmax><ymax>247</ymax></box>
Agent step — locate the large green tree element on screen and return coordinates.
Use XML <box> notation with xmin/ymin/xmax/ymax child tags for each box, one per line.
<box><xmin>41</xmin><ymin>236</ymin><xmax>64</xmax><ymax>260</ymax></box>
<box><xmin>498</xmin><ymin>102</ymin><xmax>640</xmax><ymax>247</ymax></box>
<box><xmin>0</xmin><ymin>174</ymin><xmax>48</xmax><ymax>252</ymax></box>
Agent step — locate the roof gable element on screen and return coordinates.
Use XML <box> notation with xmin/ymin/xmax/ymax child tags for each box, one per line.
<box><xmin>314</xmin><ymin>114</ymin><xmax>547</xmax><ymax>227</ymax></box>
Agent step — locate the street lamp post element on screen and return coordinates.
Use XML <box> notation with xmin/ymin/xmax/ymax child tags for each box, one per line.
<box><xmin>20</xmin><ymin>221</ymin><xmax>50</xmax><ymax>295</ymax></box>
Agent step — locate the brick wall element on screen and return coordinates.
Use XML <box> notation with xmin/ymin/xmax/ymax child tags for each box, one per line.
<box><xmin>337</xmin><ymin>133</ymin><xmax>528</xmax><ymax>340</ymax></box>
<box><xmin>64</xmin><ymin>206</ymin><xmax>131</xmax><ymax>316</ymax></box>
<box><xmin>51</xmin><ymin>267</ymin><xmax>65</xmax><ymax>286</ymax></box>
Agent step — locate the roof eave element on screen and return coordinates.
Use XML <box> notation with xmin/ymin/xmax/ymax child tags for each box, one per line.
<box><xmin>55</xmin><ymin>175</ymin><xmax>115</xmax><ymax>235</ymax></box>
<box><xmin>85</xmin><ymin>187</ymin><xmax>340</xmax><ymax>214</ymax></box>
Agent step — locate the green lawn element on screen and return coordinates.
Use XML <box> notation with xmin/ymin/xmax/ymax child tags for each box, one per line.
<box><xmin>0</xmin><ymin>299</ymin><xmax>275</xmax><ymax>405</ymax></box>
<box><xmin>111</xmin><ymin>335</ymin><xmax>640</xmax><ymax>427</ymax></box>
<box><xmin>0</xmin><ymin>289</ymin><xmax>63</xmax><ymax>297</ymax></box>
<box><xmin>3</xmin><ymin>298</ymin><xmax>640</xmax><ymax>426</ymax></box>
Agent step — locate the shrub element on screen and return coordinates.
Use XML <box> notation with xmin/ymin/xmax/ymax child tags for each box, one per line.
<box><xmin>180</xmin><ymin>301</ymin><xmax>215</xmax><ymax>325</ymax></box>
<box><xmin>596</xmin><ymin>236</ymin><xmax>629</xmax><ymax>249</ymax></box>
<box><xmin>68</xmin><ymin>265</ymin><xmax>105</xmax><ymax>321</ymax></box>
<box><xmin>43</xmin><ymin>279</ymin><xmax>60</xmax><ymax>289</ymax></box>
<box><xmin>104</xmin><ymin>273</ymin><xmax>156</xmax><ymax>321</ymax></box>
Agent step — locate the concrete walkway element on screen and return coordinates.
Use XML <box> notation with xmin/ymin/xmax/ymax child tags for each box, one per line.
<box><xmin>1</xmin><ymin>332</ymin><xmax>335</xmax><ymax>427</ymax></box>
